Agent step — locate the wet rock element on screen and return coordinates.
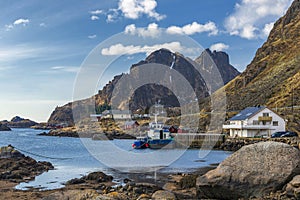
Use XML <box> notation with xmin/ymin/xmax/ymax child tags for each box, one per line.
<box><xmin>152</xmin><ymin>190</ymin><xmax>176</xmax><ymax>200</ymax></box>
<box><xmin>66</xmin><ymin>178</ymin><xmax>85</xmax><ymax>185</ymax></box>
<box><xmin>86</xmin><ymin>172</ymin><xmax>113</xmax><ymax>183</ymax></box>
<box><xmin>66</xmin><ymin>171</ymin><xmax>113</xmax><ymax>186</ymax></box>
<box><xmin>197</xmin><ymin>141</ymin><xmax>300</xmax><ymax>199</ymax></box>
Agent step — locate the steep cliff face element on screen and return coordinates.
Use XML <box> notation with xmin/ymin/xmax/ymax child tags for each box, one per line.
<box><xmin>48</xmin><ymin>103</ymin><xmax>74</xmax><ymax>126</ymax></box>
<box><xmin>225</xmin><ymin>0</ymin><xmax>300</xmax><ymax>111</ymax></box>
<box><xmin>127</xmin><ymin>48</ymin><xmax>210</xmax><ymax>111</ymax></box>
<box><xmin>195</xmin><ymin>49</ymin><xmax>240</xmax><ymax>85</ymax></box>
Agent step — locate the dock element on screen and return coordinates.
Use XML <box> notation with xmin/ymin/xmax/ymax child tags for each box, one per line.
<box><xmin>173</xmin><ymin>133</ymin><xmax>225</xmax><ymax>149</ymax></box>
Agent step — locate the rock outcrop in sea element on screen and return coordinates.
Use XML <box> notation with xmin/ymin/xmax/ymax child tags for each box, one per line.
<box><xmin>196</xmin><ymin>141</ymin><xmax>300</xmax><ymax>199</ymax></box>
<box><xmin>0</xmin><ymin>145</ymin><xmax>54</xmax><ymax>183</ymax></box>
<box><xmin>0</xmin><ymin>123</ymin><xmax>11</xmax><ymax>131</ymax></box>
<box><xmin>0</xmin><ymin>116</ymin><xmax>38</xmax><ymax>128</ymax></box>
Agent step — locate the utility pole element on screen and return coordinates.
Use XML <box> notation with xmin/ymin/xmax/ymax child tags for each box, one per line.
<box><xmin>292</xmin><ymin>86</ymin><xmax>294</xmax><ymax>114</ymax></box>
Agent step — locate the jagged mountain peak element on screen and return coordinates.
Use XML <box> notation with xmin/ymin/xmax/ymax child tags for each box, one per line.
<box><xmin>195</xmin><ymin>48</ymin><xmax>240</xmax><ymax>84</ymax></box>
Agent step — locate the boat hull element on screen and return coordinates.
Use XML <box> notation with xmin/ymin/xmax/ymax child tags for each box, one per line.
<box><xmin>132</xmin><ymin>139</ymin><xmax>149</xmax><ymax>149</ymax></box>
<box><xmin>148</xmin><ymin>139</ymin><xmax>174</xmax><ymax>149</ymax></box>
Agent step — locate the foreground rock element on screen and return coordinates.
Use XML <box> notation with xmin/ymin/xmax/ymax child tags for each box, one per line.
<box><xmin>0</xmin><ymin>123</ymin><xmax>11</xmax><ymax>131</ymax></box>
<box><xmin>286</xmin><ymin>175</ymin><xmax>300</xmax><ymax>198</ymax></box>
<box><xmin>197</xmin><ymin>141</ymin><xmax>300</xmax><ymax>199</ymax></box>
<box><xmin>0</xmin><ymin>146</ymin><xmax>54</xmax><ymax>183</ymax></box>
<box><xmin>152</xmin><ymin>190</ymin><xmax>176</xmax><ymax>200</ymax></box>
<box><xmin>66</xmin><ymin>171</ymin><xmax>113</xmax><ymax>186</ymax></box>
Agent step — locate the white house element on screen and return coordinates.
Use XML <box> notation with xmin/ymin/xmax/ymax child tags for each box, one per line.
<box><xmin>101</xmin><ymin>110</ymin><xmax>132</xmax><ymax>120</ymax></box>
<box><xmin>90</xmin><ymin>114</ymin><xmax>102</xmax><ymax>122</ymax></box>
<box><xmin>223</xmin><ymin>106</ymin><xmax>286</xmax><ymax>137</ymax></box>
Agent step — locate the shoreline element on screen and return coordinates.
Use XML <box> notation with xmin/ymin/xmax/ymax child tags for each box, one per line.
<box><xmin>0</xmin><ymin>163</ymin><xmax>216</xmax><ymax>199</ymax></box>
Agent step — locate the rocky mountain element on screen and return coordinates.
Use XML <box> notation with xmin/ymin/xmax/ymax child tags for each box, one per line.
<box><xmin>195</xmin><ymin>49</ymin><xmax>240</xmax><ymax>84</ymax></box>
<box><xmin>48</xmin><ymin>49</ymin><xmax>239</xmax><ymax>125</ymax></box>
<box><xmin>222</xmin><ymin>0</ymin><xmax>300</xmax><ymax>131</ymax></box>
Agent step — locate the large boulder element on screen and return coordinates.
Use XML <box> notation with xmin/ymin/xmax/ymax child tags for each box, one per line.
<box><xmin>196</xmin><ymin>141</ymin><xmax>300</xmax><ymax>199</ymax></box>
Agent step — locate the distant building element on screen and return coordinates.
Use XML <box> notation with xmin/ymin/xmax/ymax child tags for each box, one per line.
<box><xmin>101</xmin><ymin>110</ymin><xmax>132</xmax><ymax>120</ymax></box>
<box><xmin>124</xmin><ymin>120</ymin><xmax>139</xmax><ymax>130</ymax></box>
<box><xmin>223</xmin><ymin>106</ymin><xmax>286</xmax><ymax>137</ymax></box>
<box><xmin>90</xmin><ymin>114</ymin><xmax>102</xmax><ymax>122</ymax></box>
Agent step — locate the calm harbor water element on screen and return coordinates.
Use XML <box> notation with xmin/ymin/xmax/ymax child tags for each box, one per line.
<box><xmin>0</xmin><ymin>128</ymin><xmax>231</xmax><ymax>190</ymax></box>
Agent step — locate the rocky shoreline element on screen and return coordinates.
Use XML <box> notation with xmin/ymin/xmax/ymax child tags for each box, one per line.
<box><xmin>38</xmin><ymin>127</ymin><xmax>136</xmax><ymax>140</ymax></box>
<box><xmin>0</xmin><ymin>146</ymin><xmax>53</xmax><ymax>183</ymax></box>
<box><xmin>1</xmin><ymin>141</ymin><xmax>300</xmax><ymax>199</ymax></box>
<box><xmin>218</xmin><ymin>137</ymin><xmax>300</xmax><ymax>151</ymax></box>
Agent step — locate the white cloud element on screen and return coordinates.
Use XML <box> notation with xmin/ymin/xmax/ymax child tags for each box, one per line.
<box><xmin>225</xmin><ymin>0</ymin><xmax>293</xmax><ymax>39</ymax></box>
<box><xmin>39</xmin><ymin>23</ymin><xmax>46</xmax><ymax>27</ymax></box>
<box><xmin>166</xmin><ymin>22</ymin><xmax>218</xmax><ymax>36</ymax></box>
<box><xmin>124</xmin><ymin>22</ymin><xmax>218</xmax><ymax>38</ymax></box>
<box><xmin>118</xmin><ymin>0</ymin><xmax>165</xmax><ymax>21</ymax></box>
<box><xmin>106</xmin><ymin>9</ymin><xmax>119</xmax><ymax>23</ymax></box>
<box><xmin>13</xmin><ymin>18</ymin><xmax>30</xmax><ymax>25</ymax></box>
<box><xmin>88</xmin><ymin>34</ymin><xmax>97</xmax><ymax>39</ymax></box>
<box><xmin>89</xmin><ymin>9</ymin><xmax>103</xmax><ymax>15</ymax></box>
<box><xmin>50</xmin><ymin>66</ymin><xmax>79</xmax><ymax>73</ymax></box>
<box><xmin>101</xmin><ymin>42</ymin><xmax>188</xmax><ymax>56</ymax></box>
<box><xmin>263</xmin><ymin>22</ymin><xmax>274</xmax><ymax>36</ymax></box>
<box><xmin>125</xmin><ymin>23</ymin><xmax>160</xmax><ymax>38</ymax></box>
<box><xmin>91</xmin><ymin>15</ymin><xmax>99</xmax><ymax>20</ymax></box>
<box><xmin>5</xmin><ymin>24</ymin><xmax>14</xmax><ymax>31</ymax></box>
<box><xmin>4</xmin><ymin>18</ymin><xmax>30</xmax><ymax>31</ymax></box>
<box><xmin>210</xmin><ymin>43</ymin><xmax>229</xmax><ymax>52</ymax></box>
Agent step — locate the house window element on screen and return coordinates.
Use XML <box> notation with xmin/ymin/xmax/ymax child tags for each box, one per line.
<box><xmin>263</xmin><ymin>113</ymin><xmax>269</xmax><ymax>117</ymax></box>
<box><xmin>273</xmin><ymin>121</ymin><xmax>279</xmax><ymax>126</ymax></box>
<box><xmin>253</xmin><ymin>120</ymin><xmax>259</xmax><ymax>125</ymax></box>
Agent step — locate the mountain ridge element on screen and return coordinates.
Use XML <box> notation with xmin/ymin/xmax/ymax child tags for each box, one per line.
<box><xmin>48</xmin><ymin>49</ymin><xmax>239</xmax><ymax>126</ymax></box>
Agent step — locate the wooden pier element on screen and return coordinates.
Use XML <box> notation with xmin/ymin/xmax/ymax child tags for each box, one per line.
<box><xmin>173</xmin><ymin>133</ymin><xmax>225</xmax><ymax>149</ymax></box>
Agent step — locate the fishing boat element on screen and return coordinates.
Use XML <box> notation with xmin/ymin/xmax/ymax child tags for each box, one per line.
<box><xmin>147</xmin><ymin>122</ymin><xmax>174</xmax><ymax>149</ymax></box>
<box><xmin>132</xmin><ymin>102</ymin><xmax>175</xmax><ymax>149</ymax></box>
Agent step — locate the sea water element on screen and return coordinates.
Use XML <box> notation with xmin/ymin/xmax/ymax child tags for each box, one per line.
<box><xmin>0</xmin><ymin>128</ymin><xmax>231</xmax><ymax>190</ymax></box>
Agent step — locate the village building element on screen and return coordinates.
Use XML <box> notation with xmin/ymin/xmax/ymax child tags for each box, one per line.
<box><xmin>90</xmin><ymin>114</ymin><xmax>102</xmax><ymax>122</ymax></box>
<box><xmin>124</xmin><ymin>120</ymin><xmax>139</xmax><ymax>130</ymax></box>
<box><xmin>223</xmin><ymin>106</ymin><xmax>286</xmax><ymax>137</ymax></box>
<box><xmin>101</xmin><ymin>110</ymin><xmax>132</xmax><ymax>120</ymax></box>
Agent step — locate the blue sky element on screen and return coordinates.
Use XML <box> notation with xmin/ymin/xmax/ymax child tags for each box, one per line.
<box><xmin>0</xmin><ymin>0</ymin><xmax>293</xmax><ymax>122</ymax></box>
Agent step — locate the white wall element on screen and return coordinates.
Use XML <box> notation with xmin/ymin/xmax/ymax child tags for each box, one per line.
<box><xmin>249</xmin><ymin>108</ymin><xmax>285</xmax><ymax>135</ymax></box>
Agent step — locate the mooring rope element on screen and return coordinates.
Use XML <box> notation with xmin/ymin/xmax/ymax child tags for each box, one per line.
<box><xmin>10</xmin><ymin>145</ymin><xmax>72</xmax><ymax>160</ymax></box>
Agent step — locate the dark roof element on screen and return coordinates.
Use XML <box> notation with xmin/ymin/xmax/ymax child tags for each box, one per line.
<box><xmin>230</xmin><ymin>106</ymin><xmax>265</xmax><ymax>121</ymax></box>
